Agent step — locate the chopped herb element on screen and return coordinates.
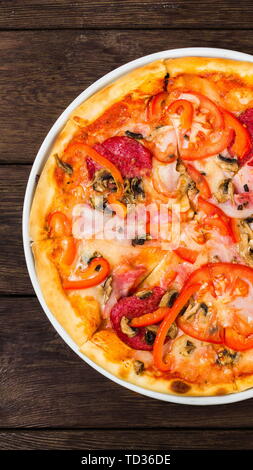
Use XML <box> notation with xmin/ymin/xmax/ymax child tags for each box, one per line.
<box><xmin>237</xmin><ymin>204</ymin><xmax>244</xmax><ymax>211</ymax></box>
<box><xmin>244</xmin><ymin>184</ymin><xmax>249</xmax><ymax>192</ymax></box>
<box><xmin>125</xmin><ymin>130</ymin><xmax>143</xmax><ymax>140</ymax></box>
<box><xmin>245</xmin><ymin>217</ymin><xmax>253</xmax><ymax>224</ymax></box>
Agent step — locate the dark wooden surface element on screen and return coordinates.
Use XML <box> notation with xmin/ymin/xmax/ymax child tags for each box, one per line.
<box><xmin>1</xmin><ymin>0</ymin><xmax>253</xmax><ymax>450</ymax></box>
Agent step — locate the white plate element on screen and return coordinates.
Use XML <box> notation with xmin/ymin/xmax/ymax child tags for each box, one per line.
<box><xmin>23</xmin><ymin>47</ymin><xmax>253</xmax><ymax>405</ymax></box>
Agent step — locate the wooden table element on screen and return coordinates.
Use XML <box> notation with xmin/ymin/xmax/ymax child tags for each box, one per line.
<box><xmin>1</xmin><ymin>1</ymin><xmax>253</xmax><ymax>450</ymax></box>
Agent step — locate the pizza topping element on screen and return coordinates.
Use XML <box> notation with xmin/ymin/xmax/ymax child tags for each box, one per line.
<box><xmin>93</xmin><ymin>136</ymin><xmax>152</xmax><ymax>178</ymax></box>
<box><xmin>120</xmin><ymin>316</ymin><xmax>138</xmax><ymax>337</ymax></box>
<box><xmin>47</xmin><ymin>211</ymin><xmax>72</xmax><ymax>238</ymax></box>
<box><xmin>92</xmin><ymin>169</ymin><xmax>117</xmax><ymax>193</ymax></box>
<box><xmin>223</xmin><ymin>109</ymin><xmax>251</xmax><ymax>160</ymax></box>
<box><xmin>238</xmin><ymin>107</ymin><xmax>253</xmax><ymax>163</ymax></box>
<box><xmin>123</xmin><ymin>177</ymin><xmax>145</xmax><ymax>204</ymax></box>
<box><xmin>133</xmin><ymin>360</ymin><xmax>145</xmax><ymax>375</ymax></box>
<box><xmin>214</xmin><ymin>178</ymin><xmax>234</xmax><ymax>203</ymax></box>
<box><xmin>103</xmin><ymin>275</ymin><xmax>113</xmax><ymax>303</ymax></box>
<box><xmin>216</xmin><ymin>348</ymin><xmax>237</xmax><ymax>366</ymax></box>
<box><xmin>125</xmin><ymin>130</ymin><xmax>143</xmax><ymax>140</ymax></box>
<box><xmin>110</xmin><ymin>286</ymin><xmax>165</xmax><ymax>350</ymax></box>
<box><xmin>62</xmin><ymin>256</ymin><xmax>110</xmax><ymax>290</ymax></box>
<box><xmin>55</xmin><ymin>154</ymin><xmax>73</xmax><ymax>176</ymax></box>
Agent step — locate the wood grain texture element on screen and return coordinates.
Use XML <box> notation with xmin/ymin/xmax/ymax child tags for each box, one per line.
<box><xmin>1</xmin><ymin>296</ymin><xmax>253</xmax><ymax>429</ymax></box>
<box><xmin>1</xmin><ymin>1</ymin><xmax>253</xmax><ymax>30</ymax></box>
<box><xmin>2</xmin><ymin>29</ymin><xmax>253</xmax><ymax>164</ymax></box>
<box><xmin>0</xmin><ymin>429</ymin><xmax>253</xmax><ymax>450</ymax></box>
<box><xmin>0</xmin><ymin>165</ymin><xmax>32</xmax><ymax>294</ymax></box>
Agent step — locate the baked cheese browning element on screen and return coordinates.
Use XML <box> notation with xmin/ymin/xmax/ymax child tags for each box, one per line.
<box><xmin>30</xmin><ymin>57</ymin><xmax>253</xmax><ymax>395</ymax></box>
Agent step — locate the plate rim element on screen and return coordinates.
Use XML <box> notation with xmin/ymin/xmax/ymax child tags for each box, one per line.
<box><xmin>23</xmin><ymin>46</ymin><xmax>253</xmax><ymax>405</ymax></box>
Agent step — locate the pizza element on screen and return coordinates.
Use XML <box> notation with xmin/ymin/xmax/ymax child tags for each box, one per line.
<box><xmin>30</xmin><ymin>57</ymin><xmax>253</xmax><ymax>396</ymax></box>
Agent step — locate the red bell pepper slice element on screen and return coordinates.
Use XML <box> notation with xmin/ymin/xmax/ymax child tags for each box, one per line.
<box><xmin>62</xmin><ymin>257</ymin><xmax>110</xmax><ymax>290</ymax></box>
<box><xmin>47</xmin><ymin>211</ymin><xmax>72</xmax><ymax>237</ymax></box>
<box><xmin>153</xmin><ymin>283</ymin><xmax>201</xmax><ymax>371</ymax></box>
<box><xmin>130</xmin><ymin>306</ymin><xmax>170</xmax><ymax>328</ymax></box>
<box><xmin>225</xmin><ymin>327</ymin><xmax>253</xmax><ymax>351</ymax></box>
<box><xmin>59</xmin><ymin>238</ymin><xmax>77</xmax><ymax>266</ymax></box>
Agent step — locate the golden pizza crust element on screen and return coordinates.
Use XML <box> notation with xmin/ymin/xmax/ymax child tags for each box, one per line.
<box><xmin>80</xmin><ymin>330</ymin><xmax>237</xmax><ymax>397</ymax></box>
<box><xmin>70</xmin><ymin>59</ymin><xmax>167</xmax><ymax>124</ymax></box>
<box><xmin>165</xmin><ymin>57</ymin><xmax>253</xmax><ymax>85</ymax></box>
<box><xmin>32</xmin><ymin>240</ymin><xmax>102</xmax><ymax>346</ymax></box>
<box><xmin>29</xmin><ymin>120</ymin><xmax>80</xmax><ymax>241</ymax></box>
<box><xmin>165</xmin><ymin>57</ymin><xmax>253</xmax><ymax>112</ymax></box>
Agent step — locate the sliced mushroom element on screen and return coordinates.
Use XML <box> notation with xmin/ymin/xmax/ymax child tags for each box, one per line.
<box><xmin>55</xmin><ymin>154</ymin><xmax>73</xmax><ymax>175</ymax></box>
<box><xmin>133</xmin><ymin>360</ymin><xmax>144</xmax><ymax>375</ymax></box>
<box><xmin>120</xmin><ymin>316</ymin><xmax>137</xmax><ymax>337</ymax></box>
<box><xmin>214</xmin><ymin>178</ymin><xmax>234</xmax><ymax>203</ymax></box>
<box><xmin>146</xmin><ymin>322</ymin><xmax>178</xmax><ymax>339</ymax></box>
<box><xmin>216</xmin><ymin>349</ymin><xmax>238</xmax><ymax>366</ymax></box>
<box><xmin>159</xmin><ymin>289</ymin><xmax>179</xmax><ymax>308</ymax></box>
<box><xmin>182</xmin><ymin>301</ymin><xmax>208</xmax><ymax>321</ymax></box>
<box><xmin>238</xmin><ymin>219</ymin><xmax>253</xmax><ymax>266</ymax></box>
<box><xmin>180</xmin><ymin>338</ymin><xmax>196</xmax><ymax>357</ymax></box>
<box><xmin>217</xmin><ymin>154</ymin><xmax>239</xmax><ymax>173</ymax></box>
<box><xmin>135</xmin><ymin>290</ymin><xmax>153</xmax><ymax>300</ymax></box>
<box><xmin>123</xmin><ymin>177</ymin><xmax>145</xmax><ymax>204</ymax></box>
<box><xmin>92</xmin><ymin>169</ymin><xmax>117</xmax><ymax>193</ymax></box>
<box><xmin>103</xmin><ymin>275</ymin><xmax>113</xmax><ymax>303</ymax></box>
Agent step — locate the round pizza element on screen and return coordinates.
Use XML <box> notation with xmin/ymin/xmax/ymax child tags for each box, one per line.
<box><xmin>30</xmin><ymin>57</ymin><xmax>253</xmax><ymax>396</ymax></box>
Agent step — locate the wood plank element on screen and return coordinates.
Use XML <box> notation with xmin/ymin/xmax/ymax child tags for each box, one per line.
<box><xmin>0</xmin><ymin>165</ymin><xmax>33</xmax><ymax>295</ymax></box>
<box><xmin>0</xmin><ymin>429</ymin><xmax>252</xmax><ymax>450</ymax></box>
<box><xmin>1</xmin><ymin>29</ymin><xmax>253</xmax><ymax>164</ymax></box>
<box><xmin>1</xmin><ymin>296</ymin><xmax>253</xmax><ymax>428</ymax></box>
<box><xmin>1</xmin><ymin>1</ymin><xmax>253</xmax><ymax>30</ymax></box>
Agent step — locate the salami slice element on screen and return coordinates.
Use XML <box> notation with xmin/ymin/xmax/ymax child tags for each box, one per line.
<box><xmin>110</xmin><ymin>286</ymin><xmax>165</xmax><ymax>350</ymax></box>
<box><xmin>87</xmin><ymin>136</ymin><xmax>152</xmax><ymax>179</ymax></box>
<box><xmin>239</xmin><ymin>108</ymin><xmax>253</xmax><ymax>164</ymax></box>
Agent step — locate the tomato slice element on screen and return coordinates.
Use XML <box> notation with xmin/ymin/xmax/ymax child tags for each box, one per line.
<box><xmin>168</xmin><ymin>99</ymin><xmax>194</xmax><ymax>131</ymax></box>
<box><xmin>179</xmin><ymin>263</ymin><xmax>253</xmax><ymax>349</ymax></box>
<box><xmin>174</xmin><ymin>247</ymin><xmax>199</xmax><ymax>264</ymax></box>
<box><xmin>225</xmin><ymin>327</ymin><xmax>253</xmax><ymax>351</ymax></box>
<box><xmin>47</xmin><ymin>211</ymin><xmax>72</xmax><ymax>237</ymax></box>
<box><xmin>180</xmin><ymin>128</ymin><xmax>233</xmax><ymax>160</ymax></box>
<box><xmin>200</xmin><ymin>216</ymin><xmax>232</xmax><ymax>237</ymax></box>
<box><xmin>186</xmin><ymin>164</ymin><xmax>211</xmax><ymax>199</ymax></box>
<box><xmin>223</xmin><ymin>109</ymin><xmax>251</xmax><ymax>160</ymax></box>
<box><xmin>177</xmin><ymin>309</ymin><xmax>224</xmax><ymax>344</ymax></box>
<box><xmin>230</xmin><ymin>218</ymin><xmax>241</xmax><ymax>243</ymax></box>
<box><xmin>62</xmin><ymin>257</ymin><xmax>110</xmax><ymax>290</ymax></box>
<box><xmin>188</xmin><ymin>91</ymin><xmax>224</xmax><ymax>130</ymax></box>
<box><xmin>198</xmin><ymin>196</ymin><xmax>233</xmax><ymax>238</ymax></box>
